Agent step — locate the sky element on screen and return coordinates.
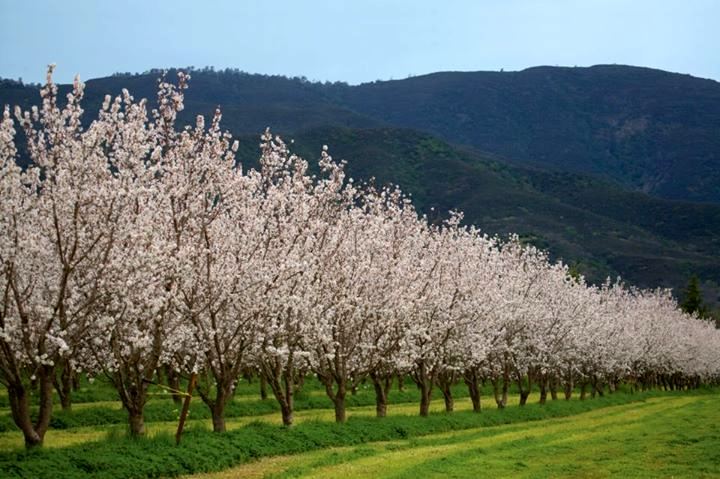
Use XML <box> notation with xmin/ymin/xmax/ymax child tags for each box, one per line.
<box><xmin>1</xmin><ymin>0</ymin><xmax>718</xmax><ymax>85</ymax></box>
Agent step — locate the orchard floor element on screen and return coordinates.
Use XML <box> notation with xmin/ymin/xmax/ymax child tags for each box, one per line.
<box><xmin>0</xmin><ymin>392</ymin><xmax>525</xmax><ymax>450</ymax></box>
<box><xmin>1</xmin><ymin>387</ymin><xmax>719</xmax><ymax>478</ymax></box>
<box><xmin>188</xmin><ymin>394</ymin><xmax>720</xmax><ymax>479</ymax></box>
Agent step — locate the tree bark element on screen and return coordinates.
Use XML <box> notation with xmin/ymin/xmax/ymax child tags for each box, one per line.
<box><xmin>371</xmin><ymin>373</ymin><xmax>391</xmax><ymax>418</ymax></box>
<box><xmin>564</xmin><ymin>377</ymin><xmax>574</xmax><ymax>400</ymax></box>
<box><xmin>333</xmin><ymin>390</ymin><xmax>346</xmax><ymax>423</ymax></box>
<box><xmin>322</xmin><ymin>377</ymin><xmax>348</xmax><ymax>423</ymax></box>
<box><xmin>211</xmin><ymin>401</ymin><xmax>226</xmax><ymax>433</ymax></box>
<box><xmin>204</xmin><ymin>387</ymin><xmax>230</xmax><ymax>433</ymax></box>
<box><xmin>413</xmin><ymin>361</ymin><xmax>434</xmax><ymax>417</ymax></box>
<box><xmin>517</xmin><ymin>372</ymin><xmax>532</xmax><ymax>406</ymax></box>
<box><xmin>539</xmin><ymin>376</ymin><xmax>548</xmax><ymax>405</ymax></box>
<box><xmin>464</xmin><ymin>371</ymin><xmax>482</xmax><ymax>413</ymax></box>
<box><xmin>267</xmin><ymin>373</ymin><xmax>294</xmax><ymax>426</ymax></box>
<box><xmin>441</xmin><ymin>383</ymin><xmax>454</xmax><ymax>412</ymax></box>
<box><xmin>437</xmin><ymin>371</ymin><xmax>455</xmax><ymax>413</ymax></box>
<box><xmin>260</xmin><ymin>374</ymin><xmax>268</xmax><ymax>400</ymax></box>
<box><xmin>7</xmin><ymin>371</ymin><xmax>54</xmax><ymax>448</ymax></box>
<box><xmin>54</xmin><ymin>361</ymin><xmax>73</xmax><ymax>412</ymax></box>
<box><xmin>492</xmin><ymin>376</ymin><xmax>508</xmax><ymax>409</ymax></box>
<box><xmin>128</xmin><ymin>410</ymin><xmax>145</xmax><ymax>436</ymax></box>
<box><xmin>419</xmin><ymin>380</ymin><xmax>432</xmax><ymax>416</ymax></box>
<box><xmin>280</xmin><ymin>402</ymin><xmax>293</xmax><ymax>426</ymax></box>
<box><xmin>259</xmin><ymin>355</ymin><xmax>297</xmax><ymax>427</ymax></box>
<box><xmin>549</xmin><ymin>376</ymin><xmax>559</xmax><ymax>401</ymax></box>
<box><xmin>166</xmin><ymin>367</ymin><xmax>182</xmax><ymax>405</ymax></box>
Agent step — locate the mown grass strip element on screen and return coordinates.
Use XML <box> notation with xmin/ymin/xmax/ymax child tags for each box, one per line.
<box><xmin>1</xmin><ymin>389</ymin><xmax>715</xmax><ymax>479</ymax></box>
<box><xmin>189</xmin><ymin>395</ymin><xmax>720</xmax><ymax>478</ymax></box>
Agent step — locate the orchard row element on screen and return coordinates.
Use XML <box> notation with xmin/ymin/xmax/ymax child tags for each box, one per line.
<box><xmin>1</xmin><ymin>67</ymin><xmax>718</xmax><ymax>447</ymax></box>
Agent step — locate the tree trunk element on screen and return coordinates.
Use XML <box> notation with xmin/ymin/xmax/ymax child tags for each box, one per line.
<box><xmin>196</xmin><ymin>377</ymin><xmax>231</xmax><ymax>433</ymax></box>
<box><xmin>492</xmin><ymin>377</ymin><xmax>508</xmax><ymax>409</ymax></box>
<box><xmin>280</xmin><ymin>402</ymin><xmax>293</xmax><ymax>426</ymax></box>
<box><xmin>8</xmin><ymin>372</ymin><xmax>53</xmax><ymax>449</ymax></box>
<box><xmin>464</xmin><ymin>372</ymin><xmax>482</xmax><ymax>413</ymax></box>
<box><xmin>113</xmin><ymin>371</ymin><xmax>150</xmax><ymax>437</ymax></box>
<box><xmin>414</xmin><ymin>362</ymin><xmax>434</xmax><ymax>417</ymax></box>
<box><xmin>260</xmin><ymin>374</ymin><xmax>268</xmax><ymax>400</ymax></box>
<box><xmin>564</xmin><ymin>380</ymin><xmax>573</xmax><ymax>400</ymax></box>
<box><xmin>539</xmin><ymin>376</ymin><xmax>548</xmax><ymax>405</ymax></box>
<box><xmin>167</xmin><ymin>367</ymin><xmax>182</xmax><ymax>405</ymax></box>
<box><xmin>322</xmin><ymin>378</ymin><xmax>347</xmax><ymax>423</ymax></box>
<box><xmin>593</xmin><ymin>378</ymin><xmax>605</xmax><ymax>397</ymax></box>
<box><xmin>128</xmin><ymin>410</ymin><xmax>145</xmax><ymax>436</ymax></box>
<box><xmin>282</xmin><ymin>371</ymin><xmax>295</xmax><ymax>426</ymax></box>
<box><xmin>517</xmin><ymin>373</ymin><xmax>532</xmax><ymax>406</ymax></box>
<box><xmin>419</xmin><ymin>380</ymin><xmax>432</xmax><ymax>416</ymax></box>
<box><xmin>441</xmin><ymin>383</ymin><xmax>454</xmax><ymax>412</ymax></box>
<box><xmin>207</xmin><ymin>387</ymin><xmax>229</xmax><ymax>432</ymax></box>
<box><xmin>333</xmin><ymin>391</ymin><xmax>346</xmax><ymax>423</ymax></box>
<box><xmin>397</xmin><ymin>374</ymin><xmax>405</xmax><ymax>392</ymax></box>
<box><xmin>211</xmin><ymin>401</ymin><xmax>226</xmax><ymax>433</ymax></box>
<box><xmin>371</xmin><ymin>373</ymin><xmax>391</xmax><ymax>418</ymax></box>
<box><xmin>260</xmin><ymin>356</ymin><xmax>297</xmax><ymax>427</ymax></box>
<box><xmin>268</xmin><ymin>374</ymin><xmax>294</xmax><ymax>426</ymax></box>
<box><xmin>549</xmin><ymin>376</ymin><xmax>559</xmax><ymax>401</ymax></box>
<box><xmin>54</xmin><ymin>361</ymin><xmax>73</xmax><ymax>412</ymax></box>
<box><xmin>437</xmin><ymin>371</ymin><xmax>455</xmax><ymax>413</ymax></box>
<box><xmin>580</xmin><ymin>381</ymin><xmax>588</xmax><ymax>400</ymax></box>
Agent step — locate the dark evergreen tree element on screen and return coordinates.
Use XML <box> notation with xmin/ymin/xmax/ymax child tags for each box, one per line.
<box><xmin>680</xmin><ymin>276</ymin><xmax>708</xmax><ymax>318</ymax></box>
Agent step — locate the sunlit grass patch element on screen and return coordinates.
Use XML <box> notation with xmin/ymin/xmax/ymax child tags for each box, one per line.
<box><xmin>189</xmin><ymin>395</ymin><xmax>719</xmax><ymax>479</ymax></box>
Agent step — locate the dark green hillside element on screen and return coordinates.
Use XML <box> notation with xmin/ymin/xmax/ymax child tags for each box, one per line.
<box><xmin>336</xmin><ymin>65</ymin><xmax>720</xmax><ymax>203</ymax></box>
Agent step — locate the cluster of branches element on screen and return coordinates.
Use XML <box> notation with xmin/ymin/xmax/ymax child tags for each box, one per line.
<box><xmin>2</xmin><ymin>67</ymin><xmax>719</xmax><ymax>448</ymax></box>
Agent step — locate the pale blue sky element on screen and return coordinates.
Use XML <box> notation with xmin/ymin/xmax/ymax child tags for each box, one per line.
<box><xmin>1</xmin><ymin>0</ymin><xmax>718</xmax><ymax>84</ymax></box>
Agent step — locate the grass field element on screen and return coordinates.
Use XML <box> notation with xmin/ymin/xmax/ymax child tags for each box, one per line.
<box><xmin>188</xmin><ymin>394</ymin><xmax>720</xmax><ymax>478</ymax></box>
<box><xmin>1</xmin><ymin>380</ymin><xmax>718</xmax><ymax>478</ymax></box>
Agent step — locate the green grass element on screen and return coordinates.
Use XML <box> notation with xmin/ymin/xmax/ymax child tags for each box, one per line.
<box><xmin>187</xmin><ymin>394</ymin><xmax>720</xmax><ymax>478</ymax></box>
<box><xmin>1</xmin><ymin>389</ymin><xmax>717</xmax><ymax>478</ymax></box>
<box><xmin>0</xmin><ymin>390</ymin><xmax>532</xmax><ymax>450</ymax></box>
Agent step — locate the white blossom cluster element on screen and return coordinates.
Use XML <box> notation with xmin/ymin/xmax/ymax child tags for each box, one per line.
<box><xmin>1</xmin><ymin>67</ymin><xmax>719</xmax><ymax>443</ymax></box>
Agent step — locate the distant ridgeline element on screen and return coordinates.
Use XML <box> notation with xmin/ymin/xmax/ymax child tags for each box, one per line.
<box><xmin>1</xmin><ymin>65</ymin><xmax>719</xmax><ymax>307</ymax></box>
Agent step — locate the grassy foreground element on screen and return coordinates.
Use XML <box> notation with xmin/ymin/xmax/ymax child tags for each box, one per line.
<box><xmin>189</xmin><ymin>394</ymin><xmax>720</xmax><ymax>478</ymax></box>
<box><xmin>1</xmin><ymin>389</ymin><xmax>718</xmax><ymax>478</ymax></box>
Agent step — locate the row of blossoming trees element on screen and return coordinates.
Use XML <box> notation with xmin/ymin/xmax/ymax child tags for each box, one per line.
<box><xmin>1</xmin><ymin>68</ymin><xmax>719</xmax><ymax>447</ymax></box>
